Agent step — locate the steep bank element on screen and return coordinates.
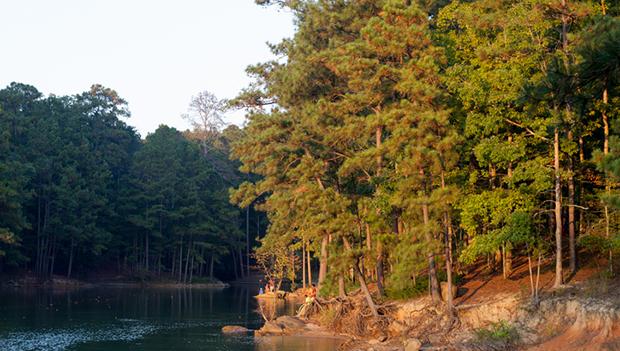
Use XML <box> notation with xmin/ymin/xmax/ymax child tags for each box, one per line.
<box><xmin>255</xmin><ymin>268</ymin><xmax>620</xmax><ymax>350</ymax></box>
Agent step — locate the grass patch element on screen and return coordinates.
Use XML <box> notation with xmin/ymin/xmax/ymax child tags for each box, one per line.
<box><xmin>474</xmin><ymin>321</ymin><xmax>520</xmax><ymax>345</ymax></box>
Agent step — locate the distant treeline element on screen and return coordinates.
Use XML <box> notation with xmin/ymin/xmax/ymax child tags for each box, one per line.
<box><xmin>0</xmin><ymin>83</ymin><xmax>258</xmax><ymax>281</ymax></box>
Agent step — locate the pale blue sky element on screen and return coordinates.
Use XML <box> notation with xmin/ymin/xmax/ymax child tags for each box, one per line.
<box><xmin>0</xmin><ymin>0</ymin><xmax>294</xmax><ymax>137</ymax></box>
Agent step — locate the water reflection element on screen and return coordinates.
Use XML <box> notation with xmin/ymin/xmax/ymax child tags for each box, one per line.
<box><xmin>0</xmin><ymin>286</ymin><xmax>337</xmax><ymax>351</ymax></box>
<box><xmin>256</xmin><ymin>336</ymin><xmax>344</xmax><ymax>351</ymax></box>
<box><xmin>256</xmin><ymin>297</ymin><xmax>299</xmax><ymax>321</ymax></box>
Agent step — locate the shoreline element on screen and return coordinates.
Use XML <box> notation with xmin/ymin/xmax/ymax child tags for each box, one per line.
<box><xmin>0</xmin><ymin>276</ymin><xmax>230</xmax><ymax>290</ymax></box>
<box><xmin>251</xmin><ymin>282</ymin><xmax>620</xmax><ymax>351</ymax></box>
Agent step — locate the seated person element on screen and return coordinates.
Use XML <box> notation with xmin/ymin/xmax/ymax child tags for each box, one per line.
<box><xmin>305</xmin><ymin>285</ymin><xmax>316</xmax><ymax>304</ymax></box>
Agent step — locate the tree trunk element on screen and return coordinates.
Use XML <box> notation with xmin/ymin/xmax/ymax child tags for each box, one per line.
<box><xmin>441</xmin><ymin>171</ymin><xmax>454</xmax><ymax>311</ymax></box>
<box><xmin>603</xmin><ymin>85</ymin><xmax>613</xmax><ymax>272</ymax></box>
<box><xmin>343</xmin><ymin>236</ymin><xmax>378</xmax><ymax>317</ymax></box>
<box><xmin>420</xmin><ymin>167</ymin><xmax>441</xmax><ymax>302</ymax></box>
<box><xmin>145</xmin><ymin>232</ymin><xmax>150</xmax><ymax>272</ymax></box>
<box><xmin>302</xmin><ymin>238</ymin><xmax>307</xmax><ymax>289</ymax></box>
<box><xmin>209</xmin><ymin>254</ymin><xmax>214</xmax><ymax>279</ymax></box>
<box><xmin>318</xmin><ymin>234</ymin><xmax>328</xmax><ymax>293</ymax></box>
<box><xmin>189</xmin><ymin>247</ymin><xmax>195</xmax><ymax>284</ymax></box>
<box><xmin>553</xmin><ymin>127</ymin><xmax>564</xmax><ymax>288</ymax></box>
<box><xmin>423</xmin><ymin>201</ymin><xmax>441</xmax><ymax>301</ymax></box>
<box><xmin>307</xmin><ymin>248</ymin><xmax>312</xmax><ymax>285</ymax></box>
<box><xmin>49</xmin><ymin>234</ymin><xmax>56</xmax><ymax>278</ymax></box>
<box><xmin>171</xmin><ymin>245</ymin><xmax>177</xmax><ymax>278</ymax></box>
<box><xmin>184</xmin><ymin>238</ymin><xmax>191</xmax><ymax>283</ymax></box>
<box><xmin>568</xmin><ymin>143</ymin><xmax>577</xmax><ymax>274</ymax></box>
<box><xmin>338</xmin><ymin>274</ymin><xmax>346</xmax><ymax>298</ymax></box>
<box><xmin>376</xmin><ymin>242</ymin><xmax>385</xmax><ymax>298</ymax></box>
<box><xmin>232</xmin><ymin>249</ymin><xmax>239</xmax><ymax>280</ymax></box>
<box><xmin>365</xmin><ymin>222</ymin><xmax>372</xmax><ymax>279</ymax></box>
<box><xmin>238</xmin><ymin>246</ymin><xmax>244</xmax><ymax>278</ymax></box>
<box><xmin>35</xmin><ymin>197</ymin><xmax>42</xmax><ymax>276</ymax></box>
<box><xmin>67</xmin><ymin>236</ymin><xmax>74</xmax><ymax>279</ymax></box>
<box><xmin>246</xmin><ymin>205</ymin><xmax>250</xmax><ymax>276</ymax></box>
<box><xmin>178</xmin><ymin>240</ymin><xmax>183</xmax><ymax>282</ymax></box>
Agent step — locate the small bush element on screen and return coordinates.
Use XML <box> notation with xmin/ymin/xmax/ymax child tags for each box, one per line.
<box><xmin>474</xmin><ymin>321</ymin><xmax>519</xmax><ymax>344</ymax></box>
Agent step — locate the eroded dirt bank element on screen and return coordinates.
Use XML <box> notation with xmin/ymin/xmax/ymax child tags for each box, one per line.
<box><xmin>256</xmin><ymin>283</ymin><xmax>620</xmax><ymax>350</ymax></box>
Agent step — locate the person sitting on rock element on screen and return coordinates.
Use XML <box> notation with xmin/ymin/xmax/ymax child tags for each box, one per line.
<box><xmin>305</xmin><ymin>285</ymin><xmax>316</xmax><ymax>304</ymax></box>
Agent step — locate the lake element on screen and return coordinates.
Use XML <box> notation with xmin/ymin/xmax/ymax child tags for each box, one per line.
<box><xmin>0</xmin><ymin>286</ymin><xmax>343</xmax><ymax>351</ymax></box>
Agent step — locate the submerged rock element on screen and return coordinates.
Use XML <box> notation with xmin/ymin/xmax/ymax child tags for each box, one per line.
<box><xmin>221</xmin><ymin>325</ymin><xmax>251</xmax><ymax>334</ymax></box>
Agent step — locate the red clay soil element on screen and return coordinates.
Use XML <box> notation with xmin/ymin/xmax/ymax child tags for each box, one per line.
<box><xmin>454</xmin><ymin>257</ymin><xmax>620</xmax><ymax>351</ymax></box>
<box><xmin>454</xmin><ymin>257</ymin><xmax>602</xmax><ymax>306</ymax></box>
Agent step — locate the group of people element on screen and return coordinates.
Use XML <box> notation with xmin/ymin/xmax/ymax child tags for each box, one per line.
<box><xmin>257</xmin><ymin>279</ymin><xmax>317</xmax><ymax>304</ymax></box>
<box><xmin>258</xmin><ymin>279</ymin><xmax>276</xmax><ymax>295</ymax></box>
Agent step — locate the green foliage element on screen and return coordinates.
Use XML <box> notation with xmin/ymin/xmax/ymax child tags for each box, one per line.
<box><xmin>474</xmin><ymin>321</ymin><xmax>520</xmax><ymax>345</ymax></box>
<box><xmin>230</xmin><ymin>0</ymin><xmax>620</xmax><ymax>301</ymax></box>
<box><xmin>0</xmin><ymin>82</ymin><xmax>247</xmax><ymax>280</ymax></box>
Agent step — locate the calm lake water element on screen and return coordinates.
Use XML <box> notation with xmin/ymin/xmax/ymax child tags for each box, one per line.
<box><xmin>0</xmin><ymin>286</ymin><xmax>342</xmax><ymax>351</ymax></box>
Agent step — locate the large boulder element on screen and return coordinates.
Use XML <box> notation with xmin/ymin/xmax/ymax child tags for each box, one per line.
<box><xmin>221</xmin><ymin>325</ymin><xmax>251</xmax><ymax>334</ymax></box>
<box><xmin>256</xmin><ymin>321</ymin><xmax>284</xmax><ymax>336</ymax></box>
<box><xmin>275</xmin><ymin>315</ymin><xmax>306</xmax><ymax>331</ymax></box>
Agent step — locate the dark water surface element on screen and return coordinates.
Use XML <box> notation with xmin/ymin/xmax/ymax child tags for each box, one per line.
<box><xmin>0</xmin><ymin>286</ymin><xmax>341</xmax><ymax>351</ymax></box>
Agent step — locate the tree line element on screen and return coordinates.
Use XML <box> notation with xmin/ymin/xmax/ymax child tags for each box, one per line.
<box><xmin>231</xmin><ymin>0</ymin><xmax>620</xmax><ymax>313</ymax></box>
<box><xmin>0</xmin><ymin>83</ymin><xmax>259</xmax><ymax>282</ymax></box>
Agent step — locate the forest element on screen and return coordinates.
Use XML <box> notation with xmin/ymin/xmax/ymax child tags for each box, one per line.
<box><xmin>1</xmin><ymin>0</ymin><xmax>619</xmax><ymax>311</ymax></box>
<box><xmin>230</xmin><ymin>0</ymin><xmax>620</xmax><ymax>313</ymax></box>
<box><xmin>0</xmin><ymin>84</ymin><xmax>260</xmax><ymax>282</ymax></box>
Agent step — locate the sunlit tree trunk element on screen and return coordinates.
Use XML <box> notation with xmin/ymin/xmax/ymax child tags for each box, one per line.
<box><xmin>553</xmin><ymin>127</ymin><xmax>564</xmax><ymax>288</ymax></box>
<box><xmin>421</xmin><ymin>169</ymin><xmax>441</xmax><ymax>301</ymax></box>
<box><xmin>343</xmin><ymin>236</ymin><xmax>378</xmax><ymax>317</ymax></box>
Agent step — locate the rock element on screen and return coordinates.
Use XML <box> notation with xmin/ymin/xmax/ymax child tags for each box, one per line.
<box><xmin>404</xmin><ymin>338</ymin><xmax>422</xmax><ymax>351</ymax></box>
<box><xmin>221</xmin><ymin>325</ymin><xmax>251</xmax><ymax>334</ymax></box>
<box><xmin>305</xmin><ymin>323</ymin><xmax>322</xmax><ymax>331</ymax></box>
<box><xmin>388</xmin><ymin>320</ymin><xmax>408</xmax><ymax>337</ymax></box>
<box><xmin>275</xmin><ymin>315</ymin><xmax>306</xmax><ymax>330</ymax></box>
<box><xmin>440</xmin><ymin>282</ymin><xmax>457</xmax><ymax>301</ymax></box>
<box><xmin>428</xmin><ymin>334</ymin><xmax>443</xmax><ymax>345</ymax></box>
<box><xmin>256</xmin><ymin>321</ymin><xmax>284</xmax><ymax>336</ymax></box>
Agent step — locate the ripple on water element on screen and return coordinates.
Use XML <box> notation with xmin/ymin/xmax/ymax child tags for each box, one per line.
<box><xmin>0</xmin><ymin>322</ymin><xmax>160</xmax><ymax>351</ymax></box>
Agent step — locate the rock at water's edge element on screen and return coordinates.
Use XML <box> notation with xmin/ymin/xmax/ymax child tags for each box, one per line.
<box><xmin>256</xmin><ymin>321</ymin><xmax>284</xmax><ymax>336</ymax></box>
<box><xmin>222</xmin><ymin>325</ymin><xmax>251</xmax><ymax>334</ymax></box>
<box><xmin>275</xmin><ymin>315</ymin><xmax>306</xmax><ymax>330</ymax></box>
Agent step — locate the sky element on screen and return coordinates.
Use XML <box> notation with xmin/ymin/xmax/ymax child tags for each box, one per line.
<box><xmin>0</xmin><ymin>0</ymin><xmax>295</xmax><ymax>137</ymax></box>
